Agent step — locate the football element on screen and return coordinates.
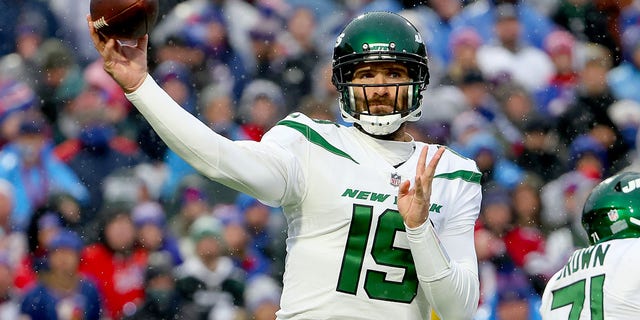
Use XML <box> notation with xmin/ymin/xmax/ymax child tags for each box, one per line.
<box><xmin>90</xmin><ymin>0</ymin><xmax>159</xmax><ymax>40</ymax></box>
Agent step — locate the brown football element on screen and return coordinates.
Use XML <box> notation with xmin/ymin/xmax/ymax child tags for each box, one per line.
<box><xmin>90</xmin><ymin>0</ymin><xmax>159</xmax><ymax>40</ymax></box>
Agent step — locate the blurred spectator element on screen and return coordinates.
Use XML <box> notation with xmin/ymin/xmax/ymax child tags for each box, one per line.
<box><xmin>132</xmin><ymin>201</ymin><xmax>183</xmax><ymax>267</ymax></box>
<box><xmin>247</xmin><ymin>15</ymin><xmax>286</xmax><ymax>83</ymax></box>
<box><xmin>488</xmin><ymin>267</ymin><xmax>542</xmax><ymax>320</ymax></box>
<box><xmin>453</xmin><ymin>71</ymin><xmax>520</xmax><ymax>150</ymax></box>
<box><xmin>134</xmin><ymin>61</ymin><xmax>198</xmax><ymax>163</ymax></box>
<box><xmin>15</xmin><ymin>210</ymin><xmax>64</xmax><ymax>293</ymax></box>
<box><xmin>58</xmin><ymin>60</ymin><xmax>132</xmax><ymax>143</ymax></box>
<box><xmin>476</xmin><ymin>3</ymin><xmax>554</xmax><ymax>93</ymax></box>
<box><xmin>0</xmin><ymin>77</ymin><xmax>37</xmax><ymax>148</ymax></box>
<box><xmin>244</xmin><ymin>275</ymin><xmax>281</xmax><ymax>320</ymax></box>
<box><xmin>404</xmin><ymin>0</ymin><xmax>466</xmax><ymax>67</ymax></box>
<box><xmin>0</xmin><ymin>112</ymin><xmax>89</xmax><ymax>231</ymax></box>
<box><xmin>0</xmin><ymin>179</ymin><xmax>26</xmax><ymax>271</ymax></box>
<box><xmin>458</xmin><ymin>131</ymin><xmax>524</xmax><ymax>190</ymax></box>
<box><xmin>32</xmin><ymin>39</ymin><xmax>84</xmax><ymax>135</ymax></box>
<box><xmin>440</xmin><ymin>27</ymin><xmax>483</xmax><ymax>86</ymax></box>
<box><xmin>198</xmin><ymin>84</ymin><xmax>243</xmax><ymax>139</ymax></box>
<box><xmin>608</xmin><ymin>25</ymin><xmax>640</xmax><ymax>104</ymax></box>
<box><xmin>295</xmin><ymin>95</ymin><xmax>339</xmax><ymax>122</ymax></box>
<box><xmin>492</xmin><ymin>82</ymin><xmax>541</xmax><ymax>156</ymax></box>
<box><xmin>0</xmin><ymin>11</ymin><xmax>48</xmax><ymax>87</ymax></box>
<box><xmin>20</xmin><ymin>229</ymin><xmax>102</xmax><ymax>320</ymax></box>
<box><xmin>54</xmin><ymin>109</ymin><xmax>146</xmax><ymax>217</ymax></box>
<box><xmin>0</xmin><ymin>252</ymin><xmax>19</xmax><ymax>319</ymax></box>
<box><xmin>124</xmin><ymin>252</ymin><xmax>200</xmax><ymax>320</ymax></box>
<box><xmin>48</xmin><ymin>0</ymin><xmax>99</xmax><ymax>67</ymax></box>
<box><xmin>278</xmin><ymin>6</ymin><xmax>320</xmax><ymax>111</ymax></box>
<box><xmin>607</xmin><ymin>99</ymin><xmax>640</xmax><ymax>149</ymax></box>
<box><xmin>175</xmin><ymin>215</ymin><xmax>247</xmax><ymax>319</ymax></box>
<box><xmin>534</xmin><ymin>30</ymin><xmax>580</xmax><ymax>118</ymax></box>
<box><xmin>540</xmin><ymin>135</ymin><xmax>605</xmax><ymax>248</ymax></box>
<box><xmin>234</xmin><ymin>193</ymin><xmax>286</xmax><ymax>281</ymax></box>
<box><xmin>237</xmin><ymin>79</ymin><xmax>287</xmax><ymax>141</ymax></box>
<box><xmin>551</xmin><ymin>0</ymin><xmax>620</xmax><ymax>65</ymax></box>
<box><xmin>514</xmin><ymin>116</ymin><xmax>565</xmax><ymax>183</ymax></box>
<box><xmin>151</xmin><ymin>0</ymin><xmax>260</xmax><ymax>82</ymax></box>
<box><xmin>556</xmin><ymin>44</ymin><xmax>631</xmax><ymax>172</ymax></box>
<box><xmin>160</xmin><ymin>84</ymin><xmax>242</xmax><ymax>201</ymax></box>
<box><xmin>0</xmin><ymin>1</ymin><xmax>59</xmax><ymax>57</ymax></box>
<box><xmin>457</xmin><ymin>0</ymin><xmax>555</xmax><ymax>49</ymax></box>
<box><xmin>170</xmin><ymin>184</ymin><xmax>215</xmax><ymax>259</ymax></box>
<box><xmin>79</xmin><ymin>205</ymin><xmax>148</xmax><ymax>320</ymax></box>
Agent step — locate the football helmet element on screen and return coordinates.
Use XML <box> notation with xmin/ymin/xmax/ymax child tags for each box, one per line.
<box><xmin>582</xmin><ymin>171</ymin><xmax>640</xmax><ymax>245</ymax></box>
<box><xmin>332</xmin><ymin>11</ymin><xmax>429</xmax><ymax>136</ymax></box>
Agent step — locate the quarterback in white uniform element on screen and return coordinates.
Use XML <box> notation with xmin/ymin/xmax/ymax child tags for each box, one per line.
<box><xmin>88</xmin><ymin>11</ymin><xmax>482</xmax><ymax>320</ymax></box>
<box><xmin>540</xmin><ymin>172</ymin><xmax>640</xmax><ymax>319</ymax></box>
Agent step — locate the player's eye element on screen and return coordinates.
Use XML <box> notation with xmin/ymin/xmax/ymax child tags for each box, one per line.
<box><xmin>356</xmin><ymin>72</ymin><xmax>375</xmax><ymax>79</ymax></box>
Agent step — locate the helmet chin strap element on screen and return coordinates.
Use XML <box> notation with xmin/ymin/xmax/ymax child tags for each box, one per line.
<box><xmin>341</xmin><ymin>84</ymin><xmax>421</xmax><ymax>136</ymax></box>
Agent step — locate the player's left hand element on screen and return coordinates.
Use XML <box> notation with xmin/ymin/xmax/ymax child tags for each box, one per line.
<box><xmin>397</xmin><ymin>146</ymin><xmax>445</xmax><ymax>228</ymax></box>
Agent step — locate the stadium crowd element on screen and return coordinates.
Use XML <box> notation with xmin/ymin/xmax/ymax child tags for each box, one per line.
<box><xmin>1</xmin><ymin>0</ymin><xmax>639</xmax><ymax>319</ymax></box>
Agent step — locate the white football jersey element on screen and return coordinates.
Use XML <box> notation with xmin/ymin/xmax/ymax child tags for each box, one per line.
<box><xmin>540</xmin><ymin>238</ymin><xmax>640</xmax><ymax>319</ymax></box>
<box><xmin>127</xmin><ymin>77</ymin><xmax>482</xmax><ymax>320</ymax></box>
<box><xmin>262</xmin><ymin>113</ymin><xmax>481</xmax><ymax>319</ymax></box>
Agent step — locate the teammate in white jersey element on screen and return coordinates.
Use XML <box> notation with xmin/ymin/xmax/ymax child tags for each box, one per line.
<box><xmin>540</xmin><ymin>171</ymin><xmax>640</xmax><ymax>319</ymax></box>
<box><xmin>87</xmin><ymin>11</ymin><xmax>482</xmax><ymax>319</ymax></box>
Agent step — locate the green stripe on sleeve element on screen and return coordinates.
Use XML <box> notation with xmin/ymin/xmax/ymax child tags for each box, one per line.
<box><xmin>434</xmin><ymin>170</ymin><xmax>481</xmax><ymax>184</ymax></box>
<box><xmin>277</xmin><ymin>120</ymin><xmax>359</xmax><ymax>164</ymax></box>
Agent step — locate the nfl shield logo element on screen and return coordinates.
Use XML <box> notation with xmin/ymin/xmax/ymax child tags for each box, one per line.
<box><xmin>390</xmin><ymin>173</ymin><xmax>401</xmax><ymax>187</ymax></box>
<box><xmin>608</xmin><ymin>209</ymin><xmax>619</xmax><ymax>221</ymax></box>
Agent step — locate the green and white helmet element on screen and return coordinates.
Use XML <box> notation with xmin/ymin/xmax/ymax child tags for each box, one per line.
<box><xmin>332</xmin><ymin>11</ymin><xmax>429</xmax><ymax>136</ymax></box>
<box><xmin>582</xmin><ymin>171</ymin><xmax>640</xmax><ymax>245</ymax></box>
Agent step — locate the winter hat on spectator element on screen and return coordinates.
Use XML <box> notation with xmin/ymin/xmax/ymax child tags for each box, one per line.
<box><xmin>132</xmin><ymin>201</ymin><xmax>166</xmax><ymax>228</ymax></box>
<box><xmin>235</xmin><ymin>193</ymin><xmax>264</xmax><ymax>213</ymax></box>
<box><xmin>494</xmin><ymin>3</ymin><xmax>518</xmax><ymax>21</ymax></box>
<box><xmin>0</xmin><ymin>78</ymin><xmax>36</xmax><ymax>124</ymax></box>
<box><xmin>449</xmin><ymin>28</ymin><xmax>482</xmax><ymax>51</ymax></box>
<box><xmin>181</xmin><ymin>185</ymin><xmax>209</xmax><ymax>206</ymax></box>
<box><xmin>568</xmin><ymin>135</ymin><xmax>608</xmax><ymax>169</ymax></box>
<box><xmin>248</xmin><ymin>15</ymin><xmax>281</xmax><ymax>42</ymax></box>
<box><xmin>38</xmin><ymin>212</ymin><xmax>62</xmax><ymax>230</ymax></box>
<box><xmin>462</xmin><ymin>131</ymin><xmax>503</xmax><ymax>159</ymax></box>
<box><xmin>48</xmin><ymin>229</ymin><xmax>83</xmax><ymax>252</ymax></box>
<box><xmin>608</xmin><ymin>99</ymin><xmax>640</xmax><ymax>147</ymax></box>
<box><xmin>145</xmin><ymin>251</ymin><xmax>174</xmax><ymax>283</ymax></box>
<box><xmin>189</xmin><ymin>215</ymin><xmax>224</xmax><ymax>242</ymax></box>
<box><xmin>238</xmin><ymin>79</ymin><xmax>286</xmax><ymax>123</ymax></box>
<box><xmin>18</xmin><ymin>112</ymin><xmax>50</xmax><ymax>136</ymax></box>
<box><xmin>544</xmin><ymin>30</ymin><xmax>575</xmax><ymax>56</ymax></box>
<box><xmin>182</xmin><ymin>6</ymin><xmax>227</xmax><ymax>48</ymax></box>
<box><xmin>451</xmin><ymin>111</ymin><xmax>489</xmax><ymax>143</ymax></box>
<box><xmin>83</xmin><ymin>60</ymin><xmax>129</xmax><ymax>109</ymax></box>
<box><xmin>481</xmin><ymin>183</ymin><xmax>511</xmax><ymax>209</ymax></box>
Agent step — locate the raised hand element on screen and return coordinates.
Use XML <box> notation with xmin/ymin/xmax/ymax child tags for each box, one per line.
<box><xmin>397</xmin><ymin>146</ymin><xmax>445</xmax><ymax>228</ymax></box>
<box><xmin>86</xmin><ymin>14</ymin><xmax>148</xmax><ymax>93</ymax></box>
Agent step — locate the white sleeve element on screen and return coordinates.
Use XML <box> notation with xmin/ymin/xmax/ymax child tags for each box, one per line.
<box><xmin>405</xmin><ymin>181</ymin><xmax>481</xmax><ymax>319</ymax></box>
<box><xmin>125</xmin><ymin>75</ymin><xmax>304</xmax><ymax>206</ymax></box>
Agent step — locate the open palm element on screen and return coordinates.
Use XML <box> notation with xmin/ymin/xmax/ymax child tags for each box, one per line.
<box><xmin>397</xmin><ymin>146</ymin><xmax>445</xmax><ymax>228</ymax></box>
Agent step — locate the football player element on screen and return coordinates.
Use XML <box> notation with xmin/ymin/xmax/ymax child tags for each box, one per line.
<box><xmin>88</xmin><ymin>11</ymin><xmax>481</xmax><ymax>319</ymax></box>
<box><xmin>540</xmin><ymin>171</ymin><xmax>640</xmax><ymax>319</ymax></box>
